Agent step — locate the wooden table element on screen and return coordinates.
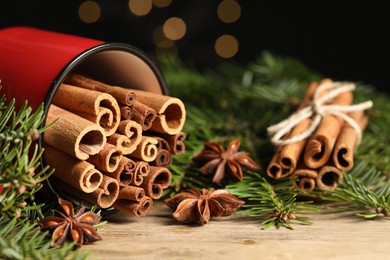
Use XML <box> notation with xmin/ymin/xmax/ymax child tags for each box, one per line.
<box><xmin>83</xmin><ymin>201</ymin><xmax>389</xmax><ymax>260</ymax></box>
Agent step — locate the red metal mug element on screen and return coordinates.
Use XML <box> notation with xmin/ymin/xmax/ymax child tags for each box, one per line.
<box><xmin>0</xmin><ymin>26</ymin><xmax>168</xmax><ymax>210</ymax></box>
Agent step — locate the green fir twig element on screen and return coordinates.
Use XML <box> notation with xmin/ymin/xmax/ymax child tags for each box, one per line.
<box><xmin>226</xmin><ymin>172</ymin><xmax>318</xmax><ymax>230</ymax></box>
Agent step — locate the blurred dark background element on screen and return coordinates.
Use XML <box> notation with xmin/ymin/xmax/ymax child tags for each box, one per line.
<box><xmin>1</xmin><ymin>1</ymin><xmax>389</xmax><ymax>93</ymax></box>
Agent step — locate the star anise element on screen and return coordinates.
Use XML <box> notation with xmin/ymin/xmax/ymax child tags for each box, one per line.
<box><xmin>192</xmin><ymin>138</ymin><xmax>260</xmax><ymax>184</ymax></box>
<box><xmin>39</xmin><ymin>198</ymin><xmax>102</xmax><ymax>248</ymax></box>
<box><xmin>164</xmin><ymin>188</ymin><xmax>245</xmax><ymax>225</ymax></box>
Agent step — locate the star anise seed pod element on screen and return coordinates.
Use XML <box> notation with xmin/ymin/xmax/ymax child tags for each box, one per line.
<box><xmin>164</xmin><ymin>188</ymin><xmax>245</xmax><ymax>225</ymax></box>
<box><xmin>39</xmin><ymin>198</ymin><xmax>102</xmax><ymax>248</ymax></box>
<box><xmin>192</xmin><ymin>139</ymin><xmax>260</xmax><ymax>184</ymax></box>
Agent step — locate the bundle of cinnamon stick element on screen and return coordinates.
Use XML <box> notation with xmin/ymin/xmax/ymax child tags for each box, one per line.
<box><xmin>266</xmin><ymin>79</ymin><xmax>372</xmax><ymax>192</ymax></box>
<box><xmin>44</xmin><ymin>73</ymin><xmax>186</xmax><ymax>216</ymax></box>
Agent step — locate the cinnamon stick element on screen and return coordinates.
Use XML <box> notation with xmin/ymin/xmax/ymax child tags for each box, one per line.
<box><xmin>132</xmin><ymin>101</ymin><xmax>157</xmax><ymax>131</ymax></box>
<box><xmin>304</xmin><ymin>86</ymin><xmax>353</xmax><ymax>169</ymax></box>
<box><xmin>140</xmin><ymin>166</ymin><xmax>171</xmax><ymax>200</ymax></box>
<box><xmin>129</xmin><ymin>136</ymin><xmax>158</xmax><ymax>162</ymax></box>
<box><xmin>44</xmin><ymin>105</ymin><xmax>106</xmax><ymax>160</ymax></box>
<box><xmin>316</xmin><ymin>164</ymin><xmax>343</xmax><ymax>191</ymax></box>
<box><xmin>107</xmin><ymin>119</ymin><xmax>142</xmax><ymax>155</ymax></box>
<box><xmin>147</xmin><ymin>131</ymin><xmax>187</xmax><ymax>155</ymax></box>
<box><xmin>130</xmin><ymin>160</ymin><xmax>150</xmax><ymax>186</ymax></box>
<box><xmin>53</xmin><ymin>83</ymin><xmax>120</xmax><ymax>136</ymax></box>
<box><xmin>44</xmin><ymin>145</ymin><xmax>103</xmax><ymax>193</ymax></box>
<box><xmin>149</xmin><ymin>136</ymin><xmax>172</xmax><ymax>167</ymax></box>
<box><xmin>266</xmin><ymin>149</ymin><xmax>291</xmax><ymax>179</ymax></box>
<box><xmin>116</xmin><ymin>120</ymin><xmax>142</xmax><ymax>150</ymax></box>
<box><xmin>113</xmin><ymin>196</ymin><xmax>153</xmax><ymax>217</ymax></box>
<box><xmin>290</xmin><ymin>166</ymin><xmax>318</xmax><ymax>192</ymax></box>
<box><xmin>120</xmin><ymin>105</ymin><xmax>133</xmax><ymax>120</ymax></box>
<box><xmin>131</xmin><ymin>89</ymin><xmax>186</xmax><ymax>135</ymax></box>
<box><xmin>103</xmin><ymin>157</ymin><xmax>136</xmax><ymax>186</ymax></box>
<box><xmin>117</xmin><ymin>186</ymin><xmax>145</xmax><ymax>202</ymax></box>
<box><xmin>53</xmin><ymin>175</ymin><xmax>120</xmax><ymax>209</ymax></box>
<box><xmin>333</xmin><ymin>111</ymin><xmax>368</xmax><ymax>171</ymax></box>
<box><xmin>87</xmin><ymin>143</ymin><xmax>123</xmax><ymax>173</ymax></box>
<box><xmin>278</xmin><ymin>79</ymin><xmax>332</xmax><ymax>174</ymax></box>
<box><xmin>65</xmin><ymin>73</ymin><xmax>137</xmax><ymax>106</ymax></box>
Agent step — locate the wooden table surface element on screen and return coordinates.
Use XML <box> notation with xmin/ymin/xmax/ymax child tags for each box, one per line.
<box><xmin>83</xmin><ymin>201</ymin><xmax>389</xmax><ymax>260</ymax></box>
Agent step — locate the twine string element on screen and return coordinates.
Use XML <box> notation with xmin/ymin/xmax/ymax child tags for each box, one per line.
<box><xmin>267</xmin><ymin>82</ymin><xmax>373</xmax><ymax>146</ymax></box>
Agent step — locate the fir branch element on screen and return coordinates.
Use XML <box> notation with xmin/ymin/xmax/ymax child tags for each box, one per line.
<box><xmin>226</xmin><ymin>171</ymin><xmax>318</xmax><ymax>230</ymax></box>
<box><xmin>0</xmin><ymin>97</ymin><xmax>54</xmax><ymax>219</ymax></box>
<box><xmin>0</xmin><ymin>217</ymin><xmax>88</xmax><ymax>260</ymax></box>
<box><xmin>321</xmin><ymin>161</ymin><xmax>390</xmax><ymax>219</ymax></box>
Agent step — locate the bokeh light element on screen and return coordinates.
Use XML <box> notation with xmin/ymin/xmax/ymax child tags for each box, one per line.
<box><xmin>217</xmin><ymin>0</ymin><xmax>241</xmax><ymax>23</ymax></box>
<box><xmin>129</xmin><ymin>0</ymin><xmax>153</xmax><ymax>16</ymax></box>
<box><xmin>163</xmin><ymin>17</ymin><xmax>186</xmax><ymax>41</ymax></box>
<box><xmin>78</xmin><ymin>1</ymin><xmax>101</xmax><ymax>24</ymax></box>
<box><xmin>153</xmin><ymin>0</ymin><xmax>173</xmax><ymax>8</ymax></box>
<box><xmin>215</xmin><ymin>34</ymin><xmax>239</xmax><ymax>58</ymax></box>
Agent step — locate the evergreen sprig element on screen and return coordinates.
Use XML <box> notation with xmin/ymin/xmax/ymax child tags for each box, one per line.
<box><xmin>321</xmin><ymin>161</ymin><xmax>390</xmax><ymax>219</ymax></box>
<box><xmin>0</xmin><ymin>96</ymin><xmax>53</xmax><ymax>218</ymax></box>
<box><xmin>225</xmin><ymin>172</ymin><xmax>318</xmax><ymax>230</ymax></box>
<box><xmin>0</xmin><ymin>216</ymin><xmax>88</xmax><ymax>260</ymax></box>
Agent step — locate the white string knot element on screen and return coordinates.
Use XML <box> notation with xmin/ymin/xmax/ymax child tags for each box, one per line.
<box><xmin>267</xmin><ymin>81</ymin><xmax>373</xmax><ymax>146</ymax></box>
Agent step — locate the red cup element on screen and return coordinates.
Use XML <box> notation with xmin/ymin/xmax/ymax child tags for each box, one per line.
<box><xmin>0</xmin><ymin>26</ymin><xmax>168</xmax><ymax>210</ymax></box>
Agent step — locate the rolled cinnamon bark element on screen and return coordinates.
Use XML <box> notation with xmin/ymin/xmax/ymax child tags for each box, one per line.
<box><xmin>140</xmin><ymin>166</ymin><xmax>171</xmax><ymax>199</ymax></box>
<box><xmin>44</xmin><ymin>105</ymin><xmax>106</xmax><ymax>160</ymax></box>
<box><xmin>279</xmin><ymin>118</ymin><xmax>312</xmax><ymax>173</ymax></box>
<box><xmin>115</xmin><ymin>120</ymin><xmax>142</xmax><ymax>153</ymax></box>
<box><xmin>131</xmin><ymin>89</ymin><xmax>186</xmax><ymax>135</ymax></box>
<box><xmin>53</xmin><ymin>175</ymin><xmax>120</xmax><ymax>209</ymax></box>
<box><xmin>149</xmin><ymin>136</ymin><xmax>172</xmax><ymax>167</ymax></box>
<box><xmin>161</xmin><ymin>131</ymin><xmax>186</xmax><ymax>155</ymax></box>
<box><xmin>106</xmin><ymin>133</ymin><xmax>134</xmax><ymax>155</ymax></box>
<box><xmin>266</xmin><ymin>149</ymin><xmax>292</xmax><ymax>179</ymax></box>
<box><xmin>290</xmin><ymin>167</ymin><xmax>318</xmax><ymax>192</ymax></box>
<box><xmin>130</xmin><ymin>136</ymin><xmax>158</xmax><ymax>162</ymax></box>
<box><xmin>120</xmin><ymin>105</ymin><xmax>133</xmax><ymax>120</ymax></box>
<box><xmin>65</xmin><ymin>73</ymin><xmax>137</xmax><ymax>106</ymax></box>
<box><xmin>117</xmin><ymin>186</ymin><xmax>145</xmax><ymax>202</ymax></box>
<box><xmin>304</xmin><ymin>88</ymin><xmax>353</xmax><ymax>169</ymax></box>
<box><xmin>131</xmin><ymin>160</ymin><xmax>150</xmax><ymax>186</ymax></box>
<box><xmin>87</xmin><ymin>143</ymin><xmax>123</xmax><ymax>173</ymax></box>
<box><xmin>316</xmin><ymin>165</ymin><xmax>343</xmax><ymax>191</ymax></box>
<box><xmin>104</xmin><ymin>156</ymin><xmax>136</xmax><ymax>186</ymax></box>
<box><xmin>44</xmin><ymin>145</ymin><xmax>103</xmax><ymax>193</ymax></box>
<box><xmin>52</xmin><ymin>83</ymin><xmax>121</xmax><ymax>136</ymax></box>
<box><xmin>278</xmin><ymin>79</ymin><xmax>332</xmax><ymax>174</ymax></box>
<box><xmin>113</xmin><ymin>196</ymin><xmax>153</xmax><ymax>217</ymax></box>
<box><xmin>333</xmin><ymin>111</ymin><xmax>368</xmax><ymax>171</ymax></box>
<box><xmin>132</xmin><ymin>101</ymin><xmax>157</xmax><ymax>131</ymax></box>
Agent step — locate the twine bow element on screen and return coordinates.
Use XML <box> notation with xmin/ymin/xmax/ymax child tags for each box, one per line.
<box><xmin>267</xmin><ymin>82</ymin><xmax>373</xmax><ymax>146</ymax></box>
